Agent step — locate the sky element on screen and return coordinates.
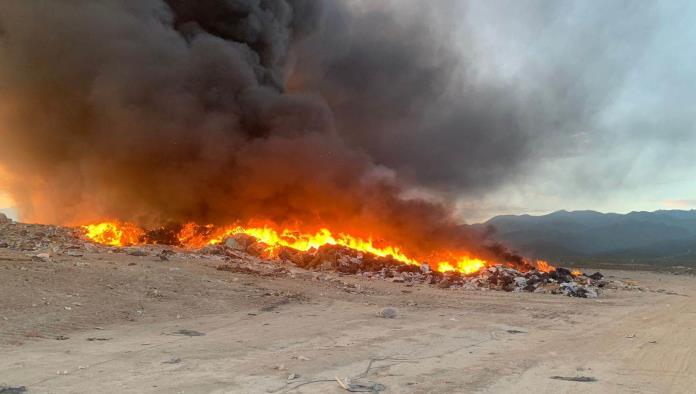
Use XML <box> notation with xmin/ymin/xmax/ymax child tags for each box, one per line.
<box><xmin>0</xmin><ymin>0</ymin><xmax>695</xmax><ymax>224</ymax></box>
<box><xmin>452</xmin><ymin>0</ymin><xmax>696</xmax><ymax>221</ymax></box>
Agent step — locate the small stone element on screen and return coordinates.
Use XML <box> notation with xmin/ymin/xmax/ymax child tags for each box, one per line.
<box><xmin>33</xmin><ymin>253</ymin><xmax>51</xmax><ymax>262</ymax></box>
<box><xmin>126</xmin><ymin>248</ymin><xmax>148</xmax><ymax>257</ymax></box>
<box><xmin>378</xmin><ymin>307</ymin><xmax>398</xmax><ymax>319</ymax></box>
<box><xmin>287</xmin><ymin>373</ymin><xmax>299</xmax><ymax>380</ymax></box>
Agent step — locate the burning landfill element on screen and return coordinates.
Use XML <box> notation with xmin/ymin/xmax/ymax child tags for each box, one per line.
<box><xmin>0</xmin><ymin>1</ymin><xmax>620</xmax><ymax>299</ymax></box>
<box><xmin>1</xmin><ymin>213</ymin><xmax>612</xmax><ymax>298</ymax></box>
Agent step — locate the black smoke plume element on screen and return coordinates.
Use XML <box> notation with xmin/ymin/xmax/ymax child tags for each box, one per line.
<box><xmin>0</xmin><ymin>1</ymin><xmax>651</xmax><ymax>261</ymax></box>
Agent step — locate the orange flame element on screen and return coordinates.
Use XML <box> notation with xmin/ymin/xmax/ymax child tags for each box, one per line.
<box><xmin>82</xmin><ymin>221</ymin><xmax>144</xmax><ymax>246</ymax></box>
<box><xmin>535</xmin><ymin>259</ymin><xmax>554</xmax><ymax>273</ymax></box>
<box><xmin>81</xmin><ymin>221</ymin><xmax>556</xmax><ymax>275</ymax></box>
<box><xmin>437</xmin><ymin>258</ymin><xmax>486</xmax><ymax>275</ymax></box>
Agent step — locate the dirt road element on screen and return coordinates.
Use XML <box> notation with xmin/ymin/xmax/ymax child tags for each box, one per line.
<box><xmin>1</xmin><ymin>248</ymin><xmax>694</xmax><ymax>393</ymax></box>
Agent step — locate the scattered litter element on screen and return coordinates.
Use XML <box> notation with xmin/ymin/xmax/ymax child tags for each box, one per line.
<box><xmin>171</xmin><ymin>329</ymin><xmax>205</xmax><ymax>337</ymax></box>
<box><xmin>625</xmin><ymin>333</ymin><xmax>637</xmax><ymax>338</ymax></box>
<box><xmin>86</xmin><ymin>337</ymin><xmax>112</xmax><ymax>341</ymax></box>
<box><xmin>163</xmin><ymin>358</ymin><xmax>182</xmax><ymax>364</ymax></box>
<box><xmin>287</xmin><ymin>373</ymin><xmax>299</xmax><ymax>380</ymax></box>
<box><xmin>292</xmin><ymin>355</ymin><xmax>310</xmax><ymax>361</ymax></box>
<box><xmin>0</xmin><ymin>386</ymin><xmax>27</xmax><ymax>394</ymax></box>
<box><xmin>550</xmin><ymin>376</ymin><xmax>597</xmax><ymax>382</ymax></box>
<box><xmin>55</xmin><ymin>335</ymin><xmax>69</xmax><ymax>340</ymax></box>
<box><xmin>335</xmin><ymin>376</ymin><xmax>386</xmax><ymax>392</ymax></box>
<box><xmin>506</xmin><ymin>329</ymin><xmax>526</xmax><ymax>334</ymax></box>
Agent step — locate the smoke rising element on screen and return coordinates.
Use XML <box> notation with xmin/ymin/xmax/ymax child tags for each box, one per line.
<box><xmin>0</xmin><ymin>1</ymin><xmax>656</xmax><ymax>259</ymax></box>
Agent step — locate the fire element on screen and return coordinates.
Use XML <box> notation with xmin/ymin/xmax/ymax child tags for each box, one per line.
<box><xmin>535</xmin><ymin>259</ymin><xmax>554</xmax><ymax>273</ymax></box>
<box><xmin>210</xmin><ymin>226</ymin><xmax>419</xmax><ymax>264</ymax></box>
<box><xmin>82</xmin><ymin>221</ymin><xmax>144</xmax><ymax>247</ymax></box>
<box><xmin>437</xmin><ymin>258</ymin><xmax>486</xmax><ymax>275</ymax></box>
<box><xmin>81</xmin><ymin>221</ymin><xmax>556</xmax><ymax>275</ymax></box>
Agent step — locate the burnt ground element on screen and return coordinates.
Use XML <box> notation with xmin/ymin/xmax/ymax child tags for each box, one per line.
<box><xmin>1</xmin><ymin>222</ymin><xmax>696</xmax><ymax>393</ymax></box>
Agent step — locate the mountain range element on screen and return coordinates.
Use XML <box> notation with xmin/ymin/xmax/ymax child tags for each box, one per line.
<box><xmin>478</xmin><ymin>209</ymin><xmax>696</xmax><ymax>265</ymax></box>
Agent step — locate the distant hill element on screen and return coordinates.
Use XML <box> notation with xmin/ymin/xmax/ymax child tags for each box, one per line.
<box><xmin>480</xmin><ymin>210</ymin><xmax>696</xmax><ymax>265</ymax></box>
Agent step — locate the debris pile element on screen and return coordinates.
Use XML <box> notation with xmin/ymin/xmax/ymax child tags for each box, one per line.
<box><xmin>0</xmin><ymin>221</ymin><xmax>613</xmax><ymax>298</ymax></box>
<box><xmin>212</xmin><ymin>235</ymin><xmax>607</xmax><ymax>298</ymax></box>
<box><xmin>0</xmin><ymin>220</ymin><xmax>83</xmax><ymax>252</ymax></box>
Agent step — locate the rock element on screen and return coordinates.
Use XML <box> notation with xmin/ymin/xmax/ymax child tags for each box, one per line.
<box><xmin>420</xmin><ymin>263</ymin><xmax>431</xmax><ymax>274</ymax></box>
<box><xmin>32</xmin><ymin>253</ymin><xmax>51</xmax><ymax>262</ymax></box>
<box><xmin>126</xmin><ymin>248</ymin><xmax>149</xmax><ymax>256</ymax></box>
<box><xmin>378</xmin><ymin>307</ymin><xmax>398</xmax><ymax>319</ymax></box>
<box><xmin>0</xmin><ymin>242</ymin><xmax>9</xmax><ymax>248</ymax></box>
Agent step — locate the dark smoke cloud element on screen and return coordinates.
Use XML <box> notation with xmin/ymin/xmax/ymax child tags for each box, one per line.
<box><xmin>291</xmin><ymin>0</ymin><xmax>657</xmax><ymax>196</ymax></box>
<box><xmin>0</xmin><ymin>1</ymin><xmax>658</xmax><ymax>259</ymax></box>
<box><xmin>0</xmin><ymin>0</ymin><xmax>491</xmax><ymax>259</ymax></box>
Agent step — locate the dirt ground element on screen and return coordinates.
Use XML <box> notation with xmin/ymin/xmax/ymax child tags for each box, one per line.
<box><xmin>1</xmin><ymin>247</ymin><xmax>695</xmax><ymax>394</ymax></box>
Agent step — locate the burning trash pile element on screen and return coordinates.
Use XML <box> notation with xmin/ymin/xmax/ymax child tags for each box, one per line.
<box><xmin>75</xmin><ymin>220</ymin><xmax>608</xmax><ymax>298</ymax></box>
<box><xmin>0</xmin><ymin>2</ymin><xmax>617</xmax><ymax>302</ymax></box>
<box><xmin>216</xmin><ymin>233</ymin><xmax>606</xmax><ymax>298</ymax></box>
